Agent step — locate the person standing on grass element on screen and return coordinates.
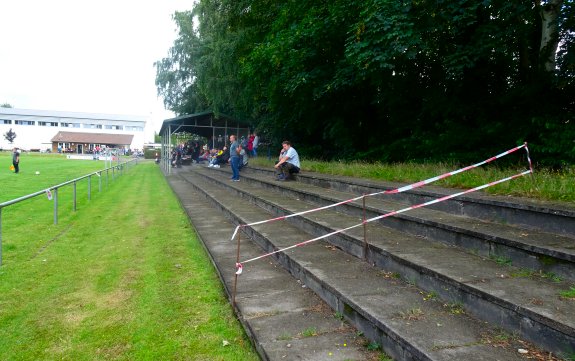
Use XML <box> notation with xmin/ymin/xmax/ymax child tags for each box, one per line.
<box><xmin>12</xmin><ymin>147</ymin><xmax>20</xmax><ymax>173</ymax></box>
<box><xmin>229</xmin><ymin>135</ymin><xmax>241</xmax><ymax>181</ymax></box>
<box><xmin>274</xmin><ymin>141</ymin><xmax>300</xmax><ymax>181</ymax></box>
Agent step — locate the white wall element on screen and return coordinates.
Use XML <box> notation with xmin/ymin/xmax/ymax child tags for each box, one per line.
<box><xmin>0</xmin><ymin>108</ymin><xmax>151</xmax><ymax>150</ymax></box>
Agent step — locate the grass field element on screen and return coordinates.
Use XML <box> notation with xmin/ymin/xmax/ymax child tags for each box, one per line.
<box><xmin>0</xmin><ymin>152</ymin><xmax>108</xmax><ymax>202</ymax></box>
<box><xmin>0</xmin><ymin>153</ymin><xmax>258</xmax><ymax>360</ymax></box>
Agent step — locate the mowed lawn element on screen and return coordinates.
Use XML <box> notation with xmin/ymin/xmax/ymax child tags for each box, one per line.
<box><xmin>0</xmin><ymin>153</ymin><xmax>258</xmax><ymax>360</ymax></box>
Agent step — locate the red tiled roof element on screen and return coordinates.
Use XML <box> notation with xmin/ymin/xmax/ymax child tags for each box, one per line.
<box><xmin>51</xmin><ymin>131</ymin><xmax>134</xmax><ymax>145</ymax></box>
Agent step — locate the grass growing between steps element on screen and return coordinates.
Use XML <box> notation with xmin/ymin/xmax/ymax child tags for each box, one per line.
<box><xmin>250</xmin><ymin>157</ymin><xmax>574</xmax><ymax>202</ymax></box>
<box><xmin>0</xmin><ymin>161</ymin><xmax>258</xmax><ymax>360</ymax></box>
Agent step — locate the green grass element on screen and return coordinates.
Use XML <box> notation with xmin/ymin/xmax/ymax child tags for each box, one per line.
<box><xmin>0</xmin><ymin>151</ymin><xmax>112</xmax><ymax>202</ymax></box>
<box><xmin>560</xmin><ymin>286</ymin><xmax>575</xmax><ymax>299</ymax></box>
<box><xmin>300</xmin><ymin>326</ymin><xmax>318</xmax><ymax>337</ymax></box>
<box><xmin>250</xmin><ymin>157</ymin><xmax>574</xmax><ymax>202</ymax></box>
<box><xmin>334</xmin><ymin>311</ymin><xmax>344</xmax><ymax>320</ymax></box>
<box><xmin>490</xmin><ymin>255</ymin><xmax>513</xmax><ymax>266</ymax></box>
<box><xmin>0</xmin><ymin>157</ymin><xmax>258</xmax><ymax>360</ymax></box>
<box><xmin>366</xmin><ymin>341</ymin><xmax>380</xmax><ymax>351</ymax></box>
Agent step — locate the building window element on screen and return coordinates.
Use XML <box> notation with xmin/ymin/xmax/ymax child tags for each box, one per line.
<box><xmin>1</xmin><ymin>119</ymin><xmax>11</xmax><ymax>124</ymax></box>
<box><xmin>125</xmin><ymin>126</ymin><xmax>143</xmax><ymax>131</ymax></box>
<box><xmin>57</xmin><ymin>142</ymin><xmax>74</xmax><ymax>153</ymax></box>
<box><xmin>62</xmin><ymin>122</ymin><xmax>80</xmax><ymax>128</ymax></box>
<box><xmin>38</xmin><ymin>121</ymin><xmax>59</xmax><ymax>127</ymax></box>
<box><xmin>15</xmin><ymin>120</ymin><xmax>35</xmax><ymax>126</ymax></box>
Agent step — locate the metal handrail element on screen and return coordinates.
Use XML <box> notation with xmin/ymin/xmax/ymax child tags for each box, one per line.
<box><xmin>0</xmin><ymin>158</ymin><xmax>139</xmax><ymax>266</ymax></box>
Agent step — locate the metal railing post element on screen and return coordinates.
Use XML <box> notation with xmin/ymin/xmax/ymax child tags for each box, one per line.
<box><xmin>0</xmin><ymin>208</ymin><xmax>3</xmax><ymax>266</ymax></box>
<box><xmin>53</xmin><ymin>188</ymin><xmax>59</xmax><ymax>225</ymax></box>
<box><xmin>73</xmin><ymin>181</ymin><xmax>77</xmax><ymax>211</ymax></box>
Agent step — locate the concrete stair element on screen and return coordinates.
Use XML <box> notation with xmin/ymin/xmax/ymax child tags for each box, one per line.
<box><xmin>165</xmin><ymin>164</ymin><xmax>575</xmax><ymax>360</ymax></box>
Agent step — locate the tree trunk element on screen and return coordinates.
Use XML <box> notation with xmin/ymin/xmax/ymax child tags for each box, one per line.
<box><xmin>539</xmin><ymin>0</ymin><xmax>563</xmax><ymax>72</ymax></box>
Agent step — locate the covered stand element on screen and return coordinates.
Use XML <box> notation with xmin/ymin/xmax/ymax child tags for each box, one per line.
<box><xmin>158</xmin><ymin>111</ymin><xmax>251</xmax><ymax>174</ymax></box>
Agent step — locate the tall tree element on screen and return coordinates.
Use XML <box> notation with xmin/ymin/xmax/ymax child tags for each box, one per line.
<box><xmin>156</xmin><ymin>0</ymin><xmax>575</xmax><ymax>165</ymax></box>
<box><xmin>539</xmin><ymin>0</ymin><xmax>564</xmax><ymax>72</ymax></box>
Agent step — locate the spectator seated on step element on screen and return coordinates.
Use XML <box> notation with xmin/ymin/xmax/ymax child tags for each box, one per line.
<box><xmin>208</xmin><ymin>147</ymin><xmax>223</xmax><ymax>167</ymax></box>
<box><xmin>208</xmin><ymin>146</ymin><xmax>229</xmax><ymax>168</ymax></box>
<box><xmin>206</xmin><ymin>148</ymin><xmax>218</xmax><ymax>163</ymax></box>
<box><xmin>274</xmin><ymin>140</ymin><xmax>300</xmax><ymax>181</ymax></box>
<box><xmin>238</xmin><ymin>148</ymin><xmax>249</xmax><ymax>171</ymax></box>
<box><xmin>196</xmin><ymin>148</ymin><xmax>210</xmax><ymax>163</ymax></box>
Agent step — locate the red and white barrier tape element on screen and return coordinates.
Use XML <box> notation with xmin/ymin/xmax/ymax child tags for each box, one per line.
<box><xmin>369</xmin><ymin>142</ymin><xmax>529</xmax><ymax>196</ymax></box>
<box><xmin>230</xmin><ymin>143</ymin><xmax>530</xmax><ymax>242</ymax></box>
<box><xmin>235</xmin><ymin>169</ymin><xmax>532</xmax><ymax>274</ymax></box>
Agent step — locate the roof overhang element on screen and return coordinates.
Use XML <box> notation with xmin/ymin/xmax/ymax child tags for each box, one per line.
<box><xmin>159</xmin><ymin>111</ymin><xmax>250</xmax><ymax>139</ymax></box>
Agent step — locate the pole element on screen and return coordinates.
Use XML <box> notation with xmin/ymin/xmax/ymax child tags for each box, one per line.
<box><xmin>363</xmin><ymin>195</ymin><xmax>368</xmax><ymax>260</ymax></box>
<box><xmin>53</xmin><ymin>188</ymin><xmax>59</xmax><ymax>225</ymax></box>
<box><xmin>232</xmin><ymin>227</ymin><xmax>242</xmax><ymax>306</ymax></box>
<box><xmin>73</xmin><ymin>181</ymin><xmax>77</xmax><ymax>211</ymax></box>
<box><xmin>0</xmin><ymin>208</ymin><xmax>3</xmax><ymax>266</ymax></box>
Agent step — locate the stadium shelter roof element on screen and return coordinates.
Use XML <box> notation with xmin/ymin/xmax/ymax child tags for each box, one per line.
<box><xmin>158</xmin><ymin>111</ymin><xmax>251</xmax><ymax>141</ymax></box>
<box><xmin>51</xmin><ymin>131</ymin><xmax>134</xmax><ymax>146</ymax></box>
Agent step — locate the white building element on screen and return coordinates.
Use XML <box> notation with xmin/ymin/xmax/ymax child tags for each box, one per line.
<box><xmin>0</xmin><ymin>107</ymin><xmax>150</xmax><ymax>152</ymax></box>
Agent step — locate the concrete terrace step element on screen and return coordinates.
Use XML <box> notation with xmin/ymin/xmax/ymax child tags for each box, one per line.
<box><xmin>175</xmin><ymin>171</ymin><xmax>529</xmax><ymax>360</ymax></box>
<box><xmin>246</xmin><ymin>166</ymin><xmax>575</xmax><ymax>238</ymax></box>
<box><xmin>189</xmin><ymin>166</ymin><xmax>575</xmax><ymax>357</ymax></box>
<box><xmin>216</xmin><ymin>166</ymin><xmax>575</xmax><ymax>283</ymax></box>
<box><xmin>166</xmin><ymin>175</ymin><xmax>378</xmax><ymax>361</ymax></box>
<box><xmin>168</xmin><ymin>167</ymin><xmax>568</xmax><ymax>360</ymax></box>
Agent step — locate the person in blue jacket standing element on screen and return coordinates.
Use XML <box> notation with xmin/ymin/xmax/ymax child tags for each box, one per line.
<box><xmin>229</xmin><ymin>134</ymin><xmax>241</xmax><ymax>181</ymax></box>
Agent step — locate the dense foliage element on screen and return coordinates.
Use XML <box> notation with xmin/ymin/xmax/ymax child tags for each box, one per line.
<box><xmin>155</xmin><ymin>0</ymin><xmax>575</xmax><ymax>166</ymax></box>
<box><xmin>3</xmin><ymin>128</ymin><xmax>16</xmax><ymax>144</ymax></box>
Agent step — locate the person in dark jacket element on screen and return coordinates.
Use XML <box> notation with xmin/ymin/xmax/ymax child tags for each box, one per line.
<box><xmin>12</xmin><ymin>148</ymin><xmax>20</xmax><ymax>173</ymax></box>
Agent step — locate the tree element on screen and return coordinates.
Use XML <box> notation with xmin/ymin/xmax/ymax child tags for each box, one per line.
<box><xmin>539</xmin><ymin>0</ymin><xmax>564</xmax><ymax>72</ymax></box>
<box><xmin>3</xmin><ymin>128</ymin><xmax>16</xmax><ymax>144</ymax></box>
<box><xmin>1</xmin><ymin>103</ymin><xmax>12</xmax><ymax>108</ymax></box>
<box><xmin>156</xmin><ymin>0</ymin><xmax>575</xmax><ymax>165</ymax></box>
<box><xmin>154</xmin><ymin>132</ymin><xmax>162</xmax><ymax>143</ymax></box>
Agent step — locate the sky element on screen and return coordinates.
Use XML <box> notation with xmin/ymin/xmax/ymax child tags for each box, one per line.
<box><xmin>0</xmin><ymin>0</ymin><xmax>194</xmax><ymax>133</ymax></box>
